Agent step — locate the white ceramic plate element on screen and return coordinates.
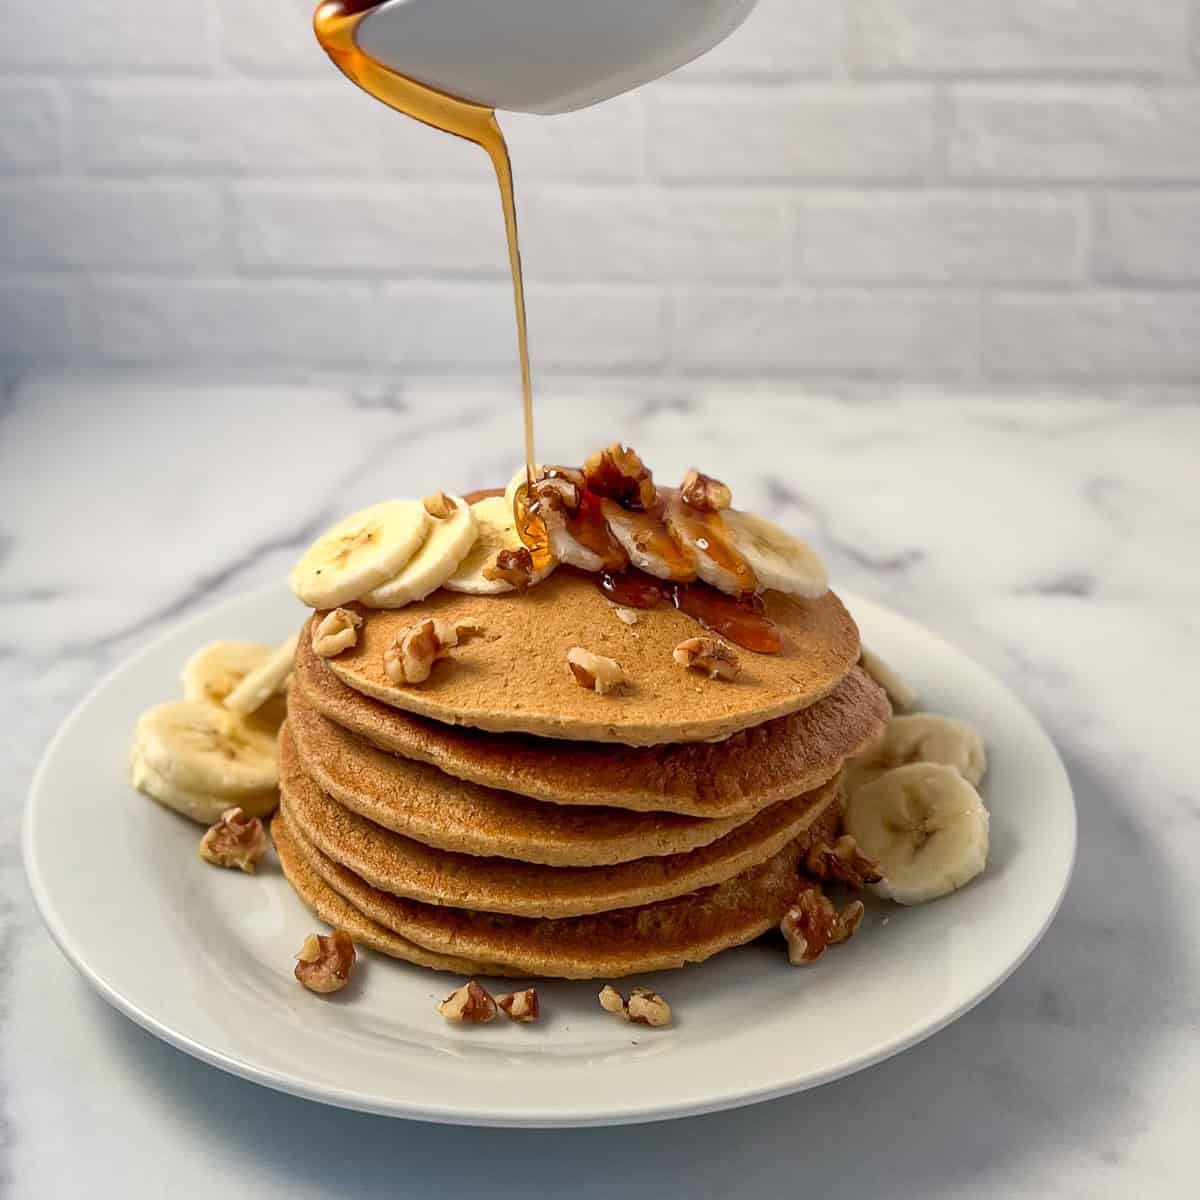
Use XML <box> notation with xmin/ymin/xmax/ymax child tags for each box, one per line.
<box><xmin>24</xmin><ymin>585</ymin><xmax>1075</xmax><ymax>1127</ymax></box>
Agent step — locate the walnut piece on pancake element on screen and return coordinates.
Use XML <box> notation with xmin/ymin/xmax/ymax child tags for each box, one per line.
<box><xmin>679</xmin><ymin>468</ymin><xmax>732</xmax><ymax>513</ymax></box>
<box><xmin>497</xmin><ymin>988</ymin><xmax>540</xmax><ymax>1023</ymax></box>
<box><xmin>805</xmin><ymin>835</ymin><xmax>883</xmax><ymax>890</ymax></box>
<box><xmin>482</xmin><ymin>546</ymin><xmax>535</xmax><ymax>591</ymax></box>
<box><xmin>613</xmin><ymin>606</ymin><xmax>640</xmax><ymax>626</ymax></box>
<box><xmin>199</xmin><ymin>806</ymin><xmax>268</xmax><ymax>873</ymax></box>
<box><xmin>781</xmin><ymin>883</ymin><xmax>865</xmax><ymax>966</ymax></box>
<box><xmin>311</xmin><ymin>607</ymin><xmax>363</xmax><ymax>659</ymax></box>
<box><xmin>583</xmin><ymin>443</ymin><xmax>656</xmax><ymax>511</ymax></box>
<box><xmin>438</xmin><ymin>980</ymin><xmax>498</xmax><ymax>1024</ymax></box>
<box><xmin>566</xmin><ymin>647</ymin><xmax>629</xmax><ymax>695</ymax></box>
<box><xmin>597</xmin><ymin>985</ymin><xmax>673</xmax><ymax>1027</ymax></box>
<box><xmin>383</xmin><ymin>617</ymin><xmax>480</xmax><ymax>685</ymax></box>
<box><xmin>422</xmin><ymin>491</ymin><xmax>458</xmax><ymax>519</ymax></box>
<box><xmin>672</xmin><ymin>636</ymin><xmax>741</xmax><ymax>681</ymax></box>
<box><xmin>294</xmin><ymin>930</ymin><xmax>356</xmax><ymax>994</ymax></box>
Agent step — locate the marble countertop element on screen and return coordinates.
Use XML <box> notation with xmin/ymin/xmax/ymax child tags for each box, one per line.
<box><xmin>2</xmin><ymin>370</ymin><xmax>1196</xmax><ymax>1197</ymax></box>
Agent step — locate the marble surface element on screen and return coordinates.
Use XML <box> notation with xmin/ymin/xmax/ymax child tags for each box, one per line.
<box><xmin>2</xmin><ymin>369</ymin><xmax>1197</xmax><ymax>1197</ymax></box>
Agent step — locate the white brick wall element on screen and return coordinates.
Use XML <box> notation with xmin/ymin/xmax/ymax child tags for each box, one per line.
<box><xmin>2</xmin><ymin>0</ymin><xmax>1200</xmax><ymax>388</ymax></box>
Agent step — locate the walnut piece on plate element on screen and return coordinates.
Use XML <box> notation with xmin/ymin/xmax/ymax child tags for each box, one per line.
<box><xmin>438</xmin><ymin>980</ymin><xmax>498</xmax><ymax>1024</ymax></box>
<box><xmin>805</xmin><ymin>835</ymin><xmax>883</xmax><ymax>890</ymax></box>
<box><xmin>198</xmin><ymin>806</ymin><xmax>268</xmax><ymax>874</ymax></box>
<box><xmin>497</xmin><ymin>988</ymin><xmax>540</xmax><ymax>1023</ymax></box>
<box><xmin>780</xmin><ymin>883</ymin><xmax>864</xmax><ymax>966</ymax></box>
<box><xmin>294</xmin><ymin>930</ymin><xmax>356</xmax><ymax>994</ymax></box>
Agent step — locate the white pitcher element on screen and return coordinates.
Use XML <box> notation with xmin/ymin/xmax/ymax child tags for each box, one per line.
<box><xmin>349</xmin><ymin>0</ymin><xmax>760</xmax><ymax>114</ymax></box>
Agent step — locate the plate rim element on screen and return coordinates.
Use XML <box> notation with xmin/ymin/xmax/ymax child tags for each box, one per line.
<box><xmin>23</xmin><ymin>582</ymin><xmax>1077</xmax><ymax>1127</ymax></box>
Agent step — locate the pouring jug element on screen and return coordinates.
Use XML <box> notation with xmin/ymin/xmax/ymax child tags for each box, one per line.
<box><xmin>344</xmin><ymin>0</ymin><xmax>760</xmax><ymax>114</ymax></box>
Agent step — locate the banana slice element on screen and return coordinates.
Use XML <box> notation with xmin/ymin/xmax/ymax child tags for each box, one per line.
<box><xmin>361</xmin><ymin>494</ymin><xmax>477</xmax><ymax>608</ymax></box>
<box><xmin>504</xmin><ymin>465</ymin><xmax>544</xmax><ymax>508</ymax></box>
<box><xmin>223</xmin><ymin>633</ymin><xmax>297</xmax><ymax>717</ymax></box>
<box><xmin>845</xmin><ymin>713</ymin><xmax>987</xmax><ymax>796</ymax></box>
<box><xmin>845</xmin><ymin>762</ymin><xmax>989</xmax><ymax>905</ymax></box>
<box><xmin>135</xmin><ymin>700</ymin><xmax>279</xmax><ymax>797</ymax></box>
<box><xmin>664</xmin><ymin>494</ymin><xmax>755</xmax><ymax>596</ymax></box>
<box><xmin>130</xmin><ymin>747</ymin><xmax>277</xmax><ymax>826</ymax></box>
<box><xmin>443</xmin><ymin>496</ymin><xmax>555</xmax><ymax>595</ymax></box>
<box><xmin>859</xmin><ymin>646</ymin><xmax>918</xmax><ymax>713</ymax></box>
<box><xmin>183</xmin><ymin>639</ymin><xmax>288</xmax><ymax>735</ymax></box>
<box><xmin>721</xmin><ymin>509</ymin><xmax>828</xmax><ymax>598</ymax></box>
<box><xmin>289</xmin><ymin>500</ymin><xmax>430</xmax><ymax>609</ymax></box>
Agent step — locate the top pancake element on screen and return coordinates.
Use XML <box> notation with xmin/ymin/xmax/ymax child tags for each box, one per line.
<box><xmin>322</xmin><ymin>568</ymin><xmax>861</xmax><ymax>745</ymax></box>
<box><xmin>297</xmin><ymin>630</ymin><xmax>888</xmax><ymax>817</ymax></box>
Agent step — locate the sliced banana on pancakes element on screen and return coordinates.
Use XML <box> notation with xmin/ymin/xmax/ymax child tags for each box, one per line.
<box><xmin>845</xmin><ymin>762</ymin><xmax>990</xmax><ymax>905</ymax></box>
<box><xmin>135</xmin><ymin>700</ymin><xmax>279</xmax><ymax>798</ymax></box>
<box><xmin>290</xmin><ymin>500</ymin><xmax>430</xmax><ymax>609</ymax></box>
<box><xmin>721</xmin><ymin>509</ymin><xmax>828</xmax><ymax>599</ymax></box>
<box><xmin>362</xmin><ymin>494</ymin><xmax>477</xmax><ymax>608</ymax></box>
<box><xmin>443</xmin><ymin>495</ymin><xmax>555</xmax><ymax>595</ymax></box>
<box><xmin>845</xmin><ymin>713</ymin><xmax>987</xmax><ymax>796</ymax></box>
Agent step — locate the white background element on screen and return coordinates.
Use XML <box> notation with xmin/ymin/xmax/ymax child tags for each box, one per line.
<box><xmin>3</xmin><ymin>0</ymin><xmax>1200</xmax><ymax>391</ymax></box>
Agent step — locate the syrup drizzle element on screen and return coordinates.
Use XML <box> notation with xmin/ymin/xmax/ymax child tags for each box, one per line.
<box><xmin>313</xmin><ymin>0</ymin><xmax>537</xmax><ymax>482</ymax></box>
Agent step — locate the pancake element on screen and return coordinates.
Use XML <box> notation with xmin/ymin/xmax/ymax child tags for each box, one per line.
<box><xmin>272</xmin><ymin>809</ymin><xmax>516</xmax><ymax>977</ymax></box>
<box><xmin>298</xmin><ymin>630</ymin><xmax>887</xmax><ymax>816</ymax></box>
<box><xmin>276</xmin><ymin>802</ymin><xmax>841</xmax><ymax>980</ymax></box>
<box><xmin>283</xmin><ymin>713</ymin><xmax>757</xmax><ymax>866</ymax></box>
<box><xmin>323</xmin><ymin>568</ymin><xmax>860</xmax><ymax>744</ymax></box>
<box><xmin>280</xmin><ymin>758</ymin><xmax>840</xmax><ymax>918</ymax></box>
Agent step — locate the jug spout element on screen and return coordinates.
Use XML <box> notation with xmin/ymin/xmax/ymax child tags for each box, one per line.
<box><xmin>350</xmin><ymin>0</ymin><xmax>760</xmax><ymax>115</ymax></box>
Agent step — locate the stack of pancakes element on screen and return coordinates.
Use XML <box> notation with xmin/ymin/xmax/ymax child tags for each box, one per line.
<box><xmin>273</xmin><ymin>569</ymin><xmax>889</xmax><ymax>979</ymax></box>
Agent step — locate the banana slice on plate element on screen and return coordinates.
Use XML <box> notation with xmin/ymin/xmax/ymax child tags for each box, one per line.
<box><xmin>845</xmin><ymin>762</ymin><xmax>990</xmax><ymax>905</ymax></box>
<box><xmin>845</xmin><ymin>713</ymin><xmax>987</xmax><ymax>796</ymax></box>
<box><xmin>361</xmin><ymin>494</ymin><xmax>477</xmax><ymax>608</ymax></box>
<box><xmin>223</xmin><ymin>633</ymin><xmax>297</xmax><ymax>718</ymax></box>
<box><xmin>859</xmin><ymin>646</ymin><xmax>918</xmax><ymax>713</ymax></box>
<box><xmin>289</xmin><ymin>500</ymin><xmax>430</xmax><ymax>609</ymax></box>
<box><xmin>182</xmin><ymin>640</ymin><xmax>288</xmax><ymax>734</ymax></box>
<box><xmin>443</xmin><ymin>496</ymin><xmax>555</xmax><ymax>595</ymax></box>
<box><xmin>130</xmin><ymin>747</ymin><xmax>277</xmax><ymax>826</ymax></box>
<box><xmin>721</xmin><ymin>509</ymin><xmax>828</xmax><ymax>598</ymax></box>
<box><xmin>134</xmin><ymin>700</ymin><xmax>279</xmax><ymax>798</ymax></box>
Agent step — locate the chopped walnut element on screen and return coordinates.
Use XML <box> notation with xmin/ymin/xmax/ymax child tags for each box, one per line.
<box><xmin>482</xmin><ymin>546</ymin><xmax>535</xmax><ymax>591</ymax></box>
<box><xmin>780</xmin><ymin>884</ymin><xmax>864</xmax><ymax>966</ymax></box>
<box><xmin>597</xmin><ymin>984</ymin><xmax>672</xmax><ymax>1027</ymax></box>
<box><xmin>497</xmin><ymin>988</ymin><xmax>540</xmax><ymax>1023</ymax></box>
<box><xmin>583</xmin><ymin>443</ymin><xmax>656</xmax><ymax>511</ymax></box>
<box><xmin>613</xmin><ymin>606</ymin><xmax>640</xmax><ymax>626</ymax></box>
<box><xmin>628</xmin><ymin>987</ymin><xmax>673</xmax><ymax>1027</ymax></box>
<box><xmin>199</xmin><ymin>806</ymin><xmax>268</xmax><ymax>873</ymax></box>
<box><xmin>311</xmin><ymin>607</ymin><xmax>363</xmax><ymax>659</ymax></box>
<box><xmin>422</xmin><ymin>491</ymin><xmax>457</xmax><ymax>520</ymax></box>
<box><xmin>805</xmin><ymin>835</ymin><xmax>883</xmax><ymax>889</ymax></box>
<box><xmin>566</xmin><ymin>647</ymin><xmax>629</xmax><ymax>695</ymax></box>
<box><xmin>598</xmin><ymin>984</ymin><xmax>627</xmax><ymax>1017</ymax></box>
<box><xmin>383</xmin><ymin>618</ymin><xmax>479</xmax><ymax>685</ymax></box>
<box><xmin>672</xmin><ymin>636</ymin><xmax>741</xmax><ymax>681</ymax></box>
<box><xmin>294</xmin><ymin>930</ymin><xmax>356</xmax><ymax>994</ymax></box>
<box><xmin>679</xmin><ymin>468</ymin><xmax>732</xmax><ymax>512</ymax></box>
<box><xmin>530</xmin><ymin>476</ymin><xmax>582</xmax><ymax>516</ymax></box>
<box><xmin>437</xmin><ymin>980</ymin><xmax>498</xmax><ymax>1024</ymax></box>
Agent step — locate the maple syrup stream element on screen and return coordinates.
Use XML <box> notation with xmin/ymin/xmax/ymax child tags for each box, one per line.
<box><xmin>314</xmin><ymin>2</ymin><xmax>782</xmax><ymax>654</ymax></box>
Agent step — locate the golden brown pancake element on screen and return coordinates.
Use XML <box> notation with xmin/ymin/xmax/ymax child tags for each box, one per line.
<box><xmin>323</xmin><ymin>569</ymin><xmax>861</xmax><ymax>745</ymax></box>
<box><xmin>272</xmin><ymin>811</ymin><xmax>516</xmax><ymax>977</ymax></box>
<box><xmin>275</xmin><ymin>802</ymin><xmax>840</xmax><ymax>979</ymax></box>
<box><xmin>297</xmin><ymin>631</ymin><xmax>887</xmax><ymax>816</ymax></box>
<box><xmin>280</xmin><ymin>759</ymin><xmax>840</xmax><ymax>918</ymax></box>
<box><xmin>283</xmin><ymin>714</ymin><xmax>757</xmax><ymax>866</ymax></box>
